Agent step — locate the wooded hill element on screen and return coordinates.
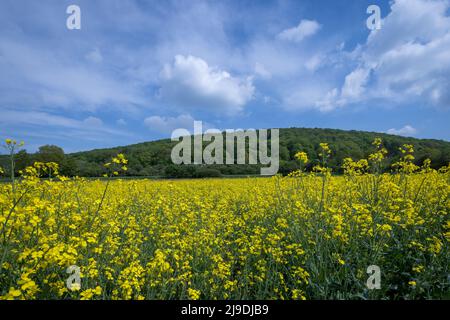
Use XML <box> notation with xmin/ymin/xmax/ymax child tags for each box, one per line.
<box><xmin>1</xmin><ymin>128</ymin><xmax>449</xmax><ymax>178</ymax></box>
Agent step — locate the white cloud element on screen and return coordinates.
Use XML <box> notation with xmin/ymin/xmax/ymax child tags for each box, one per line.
<box><xmin>284</xmin><ymin>82</ymin><xmax>338</xmax><ymax>112</ymax></box>
<box><xmin>326</xmin><ymin>0</ymin><xmax>450</xmax><ymax>110</ymax></box>
<box><xmin>244</xmin><ymin>38</ymin><xmax>307</xmax><ymax>77</ymax></box>
<box><xmin>315</xmin><ymin>88</ymin><xmax>340</xmax><ymax>112</ymax></box>
<box><xmin>0</xmin><ymin>110</ymin><xmax>130</xmax><ymax>138</ymax></box>
<box><xmin>144</xmin><ymin>114</ymin><xmax>196</xmax><ymax>134</ymax></box>
<box><xmin>159</xmin><ymin>55</ymin><xmax>254</xmax><ymax>115</ymax></box>
<box><xmin>340</xmin><ymin>68</ymin><xmax>371</xmax><ymax>101</ymax></box>
<box><xmin>0</xmin><ymin>39</ymin><xmax>146</xmax><ymax>112</ymax></box>
<box><xmin>387</xmin><ymin>125</ymin><xmax>417</xmax><ymax>136</ymax></box>
<box><xmin>254</xmin><ymin>62</ymin><xmax>272</xmax><ymax>79</ymax></box>
<box><xmin>278</xmin><ymin>19</ymin><xmax>321</xmax><ymax>42</ymax></box>
<box><xmin>304</xmin><ymin>54</ymin><xmax>324</xmax><ymax>72</ymax></box>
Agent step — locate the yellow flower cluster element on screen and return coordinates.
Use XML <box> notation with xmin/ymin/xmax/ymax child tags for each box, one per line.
<box><xmin>4</xmin><ymin>139</ymin><xmax>24</xmax><ymax>147</ymax></box>
<box><xmin>0</xmin><ymin>140</ymin><xmax>448</xmax><ymax>300</ymax></box>
<box><xmin>342</xmin><ymin>158</ymin><xmax>369</xmax><ymax>175</ymax></box>
<box><xmin>294</xmin><ymin>151</ymin><xmax>309</xmax><ymax>165</ymax></box>
<box><xmin>104</xmin><ymin>153</ymin><xmax>128</xmax><ymax>177</ymax></box>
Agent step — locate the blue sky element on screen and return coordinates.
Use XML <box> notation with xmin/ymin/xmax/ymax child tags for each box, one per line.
<box><xmin>0</xmin><ymin>0</ymin><xmax>449</xmax><ymax>153</ymax></box>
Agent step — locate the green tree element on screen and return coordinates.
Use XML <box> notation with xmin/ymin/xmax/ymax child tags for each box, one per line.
<box><xmin>15</xmin><ymin>149</ymin><xmax>32</xmax><ymax>173</ymax></box>
<box><xmin>36</xmin><ymin>145</ymin><xmax>65</xmax><ymax>165</ymax></box>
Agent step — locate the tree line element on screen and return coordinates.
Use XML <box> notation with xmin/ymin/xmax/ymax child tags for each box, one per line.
<box><xmin>1</xmin><ymin>128</ymin><xmax>449</xmax><ymax>178</ymax></box>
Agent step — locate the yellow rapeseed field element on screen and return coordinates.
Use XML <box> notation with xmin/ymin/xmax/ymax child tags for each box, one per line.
<box><xmin>0</xmin><ymin>139</ymin><xmax>449</xmax><ymax>299</ymax></box>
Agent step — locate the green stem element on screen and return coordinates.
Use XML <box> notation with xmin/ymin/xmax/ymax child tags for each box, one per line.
<box><xmin>10</xmin><ymin>147</ymin><xmax>15</xmax><ymax>201</ymax></box>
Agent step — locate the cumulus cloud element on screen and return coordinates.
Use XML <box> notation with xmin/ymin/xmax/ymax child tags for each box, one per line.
<box><xmin>315</xmin><ymin>88</ymin><xmax>340</xmax><ymax>112</ymax></box>
<box><xmin>278</xmin><ymin>19</ymin><xmax>321</xmax><ymax>42</ymax></box>
<box><xmin>387</xmin><ymin>125</ymin><xmax>417</xmax><ymax>137</ymax></box>
<box><xmin>340</xmin><ymin>68</ymin><xmax>371</xmax><ymax>101</ymax></box>
<box><xmin>325</xmin><ymin>0</ymin><xmax>450</xmax><ymax>110</ymax></box>
<box><xmin>159</xmin><ymin>55</ymin><xmax>254</xmax><ymax>115</ymax></box>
